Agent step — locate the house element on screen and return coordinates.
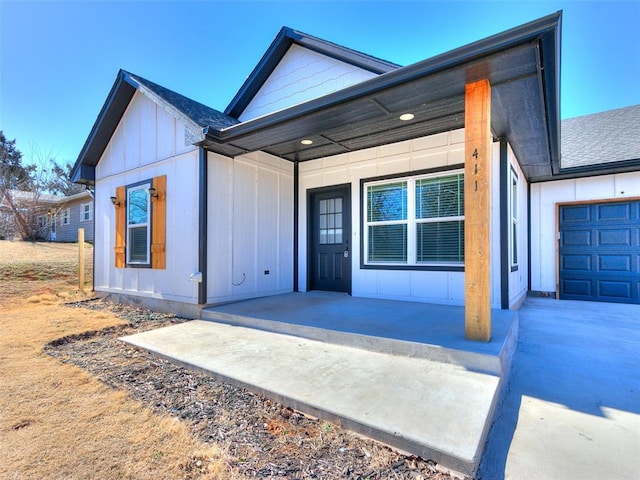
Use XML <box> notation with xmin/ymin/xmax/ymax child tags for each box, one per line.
<box><xmin>69</xmin><ymin>11</ymin><xmax>639</xmax><ymax>341</ymax></box>
<box><xmin>0</xmin><ymin>189</ymin><xmax>94</xmax><ymax>242</ymax></box>
<box><xmin>0</xmin><ymin>190</ymin><xmax>61</xmax><ymax>240</ymax></box>
<box><xmin>51</xmin><ymin>190</ymin><xmax>95</xmax><ymax>242</ymax></box>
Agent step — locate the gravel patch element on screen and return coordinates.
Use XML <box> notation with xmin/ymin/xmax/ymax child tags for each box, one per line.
<box><xmin>45</xmin><ymin>298</ymin><xmax>468</xmax><ymax>480</ymax></box>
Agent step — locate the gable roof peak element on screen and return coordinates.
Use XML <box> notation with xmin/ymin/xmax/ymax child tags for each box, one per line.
<box><xmin>224</xmin><ymin>26</ymin><xmax>400</xmax><ymax>118</ymax></box>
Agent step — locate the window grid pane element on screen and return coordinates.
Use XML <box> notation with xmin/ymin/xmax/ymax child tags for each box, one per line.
<box><xmin>417</xmin><ymin>220</ymin><xmax>465</xmax><ymax>263</ymax></box>
<box><xmin>129</xmin><ymin>226</ymin><xmax>148</xmax><ymax>262</ymax></box>
<box><xmin>319</xmin><ymin>197</ymin><xmax>344</xmax><ymax>245</ymax></box>
<box><xmin>416</xmin><ymin>174</ymin><xmax>464</xmax><ymax>219</ymax></box>
<box><xmin>368</xmin><ymin>224</ymin><xmax>407</xmax><ymax>262</ymax></box>
<box><xmin>367</xmin><ymin>182</ymin><xmax>407</xmax><ymax>222</ymax></box>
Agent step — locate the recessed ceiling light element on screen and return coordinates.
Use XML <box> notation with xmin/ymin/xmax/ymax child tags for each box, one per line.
<box><xmin>301</xmin><ymin>139</ymin><xmax>313</xmax><ymax>145</ymax></box>
<box><xmin>399</xmin><ymin>113</ymin><xmax>415</xmax><ymax>121</ymax></box>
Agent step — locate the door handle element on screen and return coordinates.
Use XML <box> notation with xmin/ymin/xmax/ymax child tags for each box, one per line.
<box><xmin>344</xmin><ymin>247</ymin><xmax>349</xmax><ymax>258</ymax></box>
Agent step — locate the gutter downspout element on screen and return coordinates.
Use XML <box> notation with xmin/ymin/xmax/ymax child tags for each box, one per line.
<box><xmin>198</xmin><ymin>147</ymin><xmax>208</xmax><ymax>304</ymax></box>
<box><xmin>90</xmin><ymin>188</ymin><xmax>96</xmax><ymax>292</ymax></box>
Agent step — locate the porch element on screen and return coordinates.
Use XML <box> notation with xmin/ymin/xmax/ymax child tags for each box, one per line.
<box><xmin>202</xmin><ymin>292</ymin><xmax>517</xmax><ymax>375</ymax></box>
<box><xmin>121</xmin><ymin>292</ymin><xmax>518</xmax><ymax>476</ymax></box>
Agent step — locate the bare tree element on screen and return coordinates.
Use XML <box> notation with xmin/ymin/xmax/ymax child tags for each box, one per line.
<box><xmin>0</xmin><ymin>132</ymin><xmax>69</xmax><ymax>240</ymax></box>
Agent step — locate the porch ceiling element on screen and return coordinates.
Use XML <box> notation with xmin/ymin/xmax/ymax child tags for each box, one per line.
<box><xmin>203</xmin><ymin>13</ymin><xmax>560</xmax><ymax>182</ymax></box>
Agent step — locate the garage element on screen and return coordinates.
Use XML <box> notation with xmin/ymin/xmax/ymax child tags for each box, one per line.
<box><xmin>559</xmin><ymin>200</ymin><xmax>640</xmax><ymax>304</ymax></box>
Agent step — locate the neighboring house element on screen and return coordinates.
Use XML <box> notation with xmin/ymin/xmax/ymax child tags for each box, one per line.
<box><xmin>0</xmin><ymin>189</ymin><xmax>94</xmax><ymax>242</ymax></box>
<box><xmin>0</xmin><ymin>190</ymin><xmax>62</xmax><ymax>240</ymax></box>
<box><xmin>53</xmin><ymin>190</ymin><xmax>95</xmax><ymax>242</ymax></box>
<box><xmin>69</xmin><ymin>11</ymin><xmax>639</xmax><ymax>335</ymax></box>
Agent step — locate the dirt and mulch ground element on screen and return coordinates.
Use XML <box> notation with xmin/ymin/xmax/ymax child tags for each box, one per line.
<box><xmin>1</xmin><ymin>240</ymin><xmax>465</xmax><ymax>479</ymax></box>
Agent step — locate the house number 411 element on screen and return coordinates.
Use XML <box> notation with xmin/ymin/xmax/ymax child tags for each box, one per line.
<box><xmin>471</xmin><ymin>148</ymin><xmax>479</xmax><ymax>191</ymax></box>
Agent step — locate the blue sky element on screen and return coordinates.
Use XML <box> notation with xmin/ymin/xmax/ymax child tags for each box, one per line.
<box><xmin>1</xmin><ymin>0</ymin><xmax>639</xmax><ymax>166</ymax></box>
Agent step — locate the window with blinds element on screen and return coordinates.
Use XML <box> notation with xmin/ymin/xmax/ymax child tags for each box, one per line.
<box><xmin>364</xmin><ymin>170</ymin><xmax>464</xmax><ymax>267</ymax></box>
<box><xmin>127</xmin><ymin>183</ymin><xmax>151</xmax><ymax>265</ymax></box>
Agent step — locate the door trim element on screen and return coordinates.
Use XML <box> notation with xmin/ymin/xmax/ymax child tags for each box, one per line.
<box><xmin>307</xmin><ymin>183</ymin><xmax>352</xmax><ymax>294</ymax></box>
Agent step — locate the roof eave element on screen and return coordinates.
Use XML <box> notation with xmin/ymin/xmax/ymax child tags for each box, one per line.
<box><xmin>71</xmin><ymin>70</ymin><xmax>136</xmax><ymax>185</ymax></box>
<box><xmin>224</xmin><ymin>26</ymin><xmax>400</xmax><ymax>118</ymax></box>
<box><xmin>215</xmin><ymin>11</ymin><xmax>562</xmax><ymax>158</ymax></box>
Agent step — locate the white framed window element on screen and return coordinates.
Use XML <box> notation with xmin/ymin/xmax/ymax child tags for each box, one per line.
<box><xmin>61</xmin><ymin>208</ymin><xmax>70</xmax><ymax>225</ymax></box>
<box><xmin>81</xmin><ymin>202</ymin><xmax>92</xmax><ymax>222</ymax></box>
<box><xmin>363</xmin><ymin>169</ymin><xmax>464</xmax><ymax>268</ymax></box>
<box><xmin>510</xmin><ymin>168</ymin><xmax>519</xmax><ymax>268</ymax></box>
<box><xmin>126</xmin><ymin>181</ymin><xmax>151</xmax><ymax>265</ymax></box>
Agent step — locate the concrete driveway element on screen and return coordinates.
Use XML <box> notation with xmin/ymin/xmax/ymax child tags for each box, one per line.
<box><xmin>480</xmin><ymin>297</ymin><xmax>640</xmax><ymax>479</ymax></box>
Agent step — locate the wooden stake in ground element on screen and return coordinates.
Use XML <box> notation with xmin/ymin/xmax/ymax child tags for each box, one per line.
<box><xmin>78</xmin><ymin>228</ymin><xmax>85</xmax><ymax>292</ymax></box>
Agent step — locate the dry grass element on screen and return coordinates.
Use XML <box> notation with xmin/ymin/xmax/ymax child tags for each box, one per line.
<box><xmin>0</xmin><ymin>240</ymin><xmax>93</xmax><ymax>308</ymax></box>
<box><xmin>0</xmin><ymin>240</ymin><xmax>237</xmax><ymax>479</ymax></box>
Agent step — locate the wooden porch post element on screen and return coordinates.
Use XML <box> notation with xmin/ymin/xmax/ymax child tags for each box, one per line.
<box><xmin>464</xmin><ymin>79</ymin><xmax>492</xmax><ymax>342</ymax></box>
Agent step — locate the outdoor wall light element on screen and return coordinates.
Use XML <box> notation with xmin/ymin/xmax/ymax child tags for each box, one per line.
<box><xmin>148</xmin><ymin>187</ymin><xmax>159</xmax><ymax>198</ymax></box>
<box><xmin>110</xmin><ymin>196</ymin><xmax>120</xmax><ymax>206</ymax></box>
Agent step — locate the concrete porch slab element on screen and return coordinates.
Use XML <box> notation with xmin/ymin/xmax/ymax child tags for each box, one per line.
<box><xmin>121</xmin><ymin>293</ymin><xmax>518</xmax><ymax>477</ymax></box>
<box><xmin>122</xmin><ymin>321</ymin><xmax>499</xmax><ymax>475</ymax></box>
<box><xmin>202</xmin><ymin>292</ymin><xmax>518</xmax><ymax>376</ymax></box>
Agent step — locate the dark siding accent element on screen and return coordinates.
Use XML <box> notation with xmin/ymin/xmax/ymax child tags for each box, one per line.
<box><xmin>527</xmin><ymin>183</ymin><xmax>532</xmax><ymax>294</ymax></box>
<box><xmin>293</xmin><ymin>161</ymin><xmax>299</xmax><ymax>292</ymax></box>
<box><xmin>198</xmin><ymin>148</ymin><xmax>208</xmax><ymax>304</ymax></box>
<box><xmin>499</xmin><ymin>141</ymin><xmax>510</xmax><ymax>309</ymax></box>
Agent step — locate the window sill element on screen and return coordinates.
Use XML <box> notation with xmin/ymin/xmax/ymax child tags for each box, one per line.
<box><xmin>361</xmin><ymin>263</ymin><xmax>464</xmax><ymax>272</ymax></box>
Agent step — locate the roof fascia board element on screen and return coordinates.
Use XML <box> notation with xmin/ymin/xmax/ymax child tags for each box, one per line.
<box><xmin>215</xmin><ymin>12</ymin><xmax>562</xmax><ymax>143</ymax></box>
<box><xmin>531</xmin><ymin>157</ymin><xmax>640</xmax><ymax>183</ymax></box>
<box><xmin>58</xmin><ymin>190</ymin><xmax>93</xmax><ymax>203</ymax></box>
<box><xmin>71</xmin><ymin>70</ymin><xmax>135</xmax><ymax>182</ymax></box>
<box><xmin>224</xmin><ymin>27</ymin><xmax>400</xmax><ymax>118</ymax></box>
<box><xmin>290</xmin><ymin>29</ymin><xmax>400</xmax><ymax>73</ymax></box>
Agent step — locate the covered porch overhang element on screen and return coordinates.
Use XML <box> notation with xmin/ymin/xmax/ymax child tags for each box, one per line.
<box><xmin>201</xmin><ymin>12</ymin><xmax>561</xmax><ymax>182</ymax></box>
<box><xmin>200</xmin><ymin>13</ymin><xmax>561</xmax><ymax>341</ymax></box>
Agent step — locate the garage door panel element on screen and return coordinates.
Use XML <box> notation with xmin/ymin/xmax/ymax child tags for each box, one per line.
<box><xmin>598</xmin><ymin>280</ymin><xmax>631</xmax><ymax>299</ymax></box>
<box><xmin>562</xmin><ymin>254</ymin><xmax>591</xmax><ymax>271</ymax></box>
<box><xmin>561</xmin><ymin>230</ymin><xmax>591</xmax><ymax>247</ymax></box>
<box><xmin>562</xmin><ymin>205</ymin><xmax>591</xmax><ymax>222</ymax></box>
<box><xmin>597</xmin><ymin>203</ymin><xmax>631</xmax><ymax>221</ymax></box>
<box><xmin>598</xmin><ymin>228</ymin><xmax>631</xmax><ymax>246</ymax></box>
<box><xmin>562</xmin><ymin>279</ymin><xmax>592</xmax><ymax>297</ymax></box>
<box><xmin>598</xmin><ymin>255</ymin><xmax>631</xmax><ymax>272</ymax></box>
<box><xmin>559</xmin><ymin>200</ymin><xmax>639</xmax><ymax>305</ymax></box>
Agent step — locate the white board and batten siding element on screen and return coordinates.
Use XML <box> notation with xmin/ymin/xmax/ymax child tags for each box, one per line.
<box><xmin>206</xmin><ymin>151</ymin><xmax>294</xmax><ymax>304</ymax></box>
<box><xmin>94</xmin><ymin>91</ymin><xmax>202</xmax><ymax>304</ymax></box>
<box><xmin>530</xmin><ymin>171</ymin><xmax>640</xmax><ymax>294</ymax></box>
<box><xmin>505</xmin><ymin>144</ymin><xmax>529</xmax><ymax>308</ymax></box>
<box><xmin>239</xmin><ymin>44</ymin><xmax>378</xmax><ymax>121</ymax></box>
<box><xmin>299</xmin><ymin>129</ymin><xmax>509</xmax><ymax>308</ymax></box>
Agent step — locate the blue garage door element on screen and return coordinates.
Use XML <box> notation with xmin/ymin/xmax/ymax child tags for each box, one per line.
<box><xmin>559</xmin><ymin>200</ymin><xmax>640</xmax><ymax>304</ymax></box>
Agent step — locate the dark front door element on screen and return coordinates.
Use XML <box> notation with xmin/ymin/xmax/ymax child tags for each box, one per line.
<box><xmin>559</xmin><ymin>200</ymin><xmax>640</xmax><ymax>304</ymax></box>
<box><xmin>309</xmin><ymin>185</ymin><xmax>351</xmax><ymax>293</ymax></box>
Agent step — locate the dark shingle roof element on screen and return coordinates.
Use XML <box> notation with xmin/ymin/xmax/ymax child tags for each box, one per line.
<box><xmin>561</xmin><ymin>104</ymin><xmax>640</xmax><ymax>169</ymax></box>
<box><xmin>126</xmin><ymin>71</ymin><xmax>238</xmax><ymax>130</ymax></box>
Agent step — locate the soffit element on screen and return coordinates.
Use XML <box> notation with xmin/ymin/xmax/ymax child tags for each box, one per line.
<box><xmin>203</xmin><ymin>21</ymin><xmax>559</xmax><ymax>182</ymax></box>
